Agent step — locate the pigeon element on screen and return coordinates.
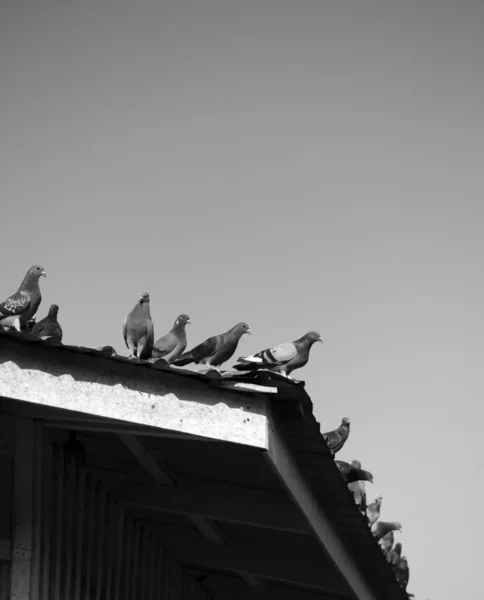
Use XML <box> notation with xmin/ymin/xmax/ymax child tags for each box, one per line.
<box><xmin>335</xmin><ymin>460</ymin><xmax>373</xmax><ymax>485</ymax></box>
<box><xmin>322</xmin><ymin>418</ymin><xmax>351</xmax><ymax>456</ymax></box>
<box><xmin>393</xmin><ymin>555</ymin><xmax>409</xmax><ymax>590</ymax></box>
<box><xmin>96</xmin><ymin>345</ymin><xmax>118</xmax><ymax>357</ymax></box>
<box><xmin>366</xmin><ymin>494</ymin><xmax>383</xmax><ymax>527</ymax></box>
<box><xmin>378</xmin><ymin>531</ymin><xmax>394</xmax><ymax>557</ymax></box>
<box><xmin>122</xmin><ymin>292</ymin><xmax>154</xmax><ymax>359</ymax></box>
<box><xmin>335</xmin><ymin>460</ymin><xmax>373</xmax><ymax>513</ymax></box>
<box><xmin>233</xmin><ymin>331</ymin><xmax>322</xmax><ymax>378</ymax></box>
<box><xmin>347</xmin><ymin>460</ymin><xmax>372</xmax><ymax>513</ymax></box>
<box><xmin>386</xmin><ymin>542</ymin><xmax>402</xmax><ymax>565</ymax></box>
<box><xmin>63</xmin><ymin>431</ymin><xmax>86</xmax><ymax>466</ymax></box>
<box><xmin>31</xmin><ymin>304</ymin><xmax>63</xmax><ymax>343</ymax></box>
<box><xmin>23</xmin><ymin>318</ymin><xmax>36</xmax><ymax>333</ymax></box>
<box><xmin>371</xmin><ymin>521</ymin><xmax>402</xmax><ymax>541</ymax></box>
<box><xmin>174</xmin><ymin>322</ymin><xmax>251</xmax><ymax>370</ymax></box>
<box><xmin>0</xmin><ymin>265</ymin><xmax>46</xmax><ymax>331</ymax></box>
<box><xmin>151</xmin><ymin>314</ymin><xmax>191</xmax><ymax>364</ymax></box>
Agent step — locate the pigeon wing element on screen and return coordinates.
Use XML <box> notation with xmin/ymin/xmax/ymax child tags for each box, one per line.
<box><xmin>191</xmin><ymin>335</ymin><xmax>219</xmax><ymax>361</ymax></box>
<box><xmin>146</xmin><ymin>319</ymin><xmax>154</xmax><ymax>348</ymax></box>
<box><xmin>0</xmin><ymin>291</ymin><xmax>30</xmax><ymax>318</ymax></box>
<box><xmin>175</xmin><ymin>335</ymin><xmax>219</xmax><ymax>366</ymax></box>
<box><xmin>238</xmin><ymin>342</ymin><xmax>297</xmax><ymax>368</ymax></box>
<box><xmin>153</xmin><ymin>332</ymin><xmax>177</xmax><ymax>357</ymax></box>
<box><xmin>122</xmin><ymin>317</ymin><xmax>128</xmax><ymax>348</ymax></box>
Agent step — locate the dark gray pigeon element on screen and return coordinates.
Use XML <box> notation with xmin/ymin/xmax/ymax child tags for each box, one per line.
<box><xmin>23</xmin><ymin>318</ymin><xmax>36</xmax><ymax>333</ymax></box>
<box><xmin>335</xmin><ymin>459</ymin><xmax>373</xmax><ymax>513</ymax></box>
<box><xmin>322</xmin><ymin>418</ymin><xmax>351</xmax><ymax>456</ymax></box>
<box><xmin>347</xmin><ymin>460</ymin><xmax>372</xmax><ymax>513</ymax></box>
<box><xmin>63</xmin><ymin>431</ymin><xmax>86</xmax><ymax>466</ymax></box>
<box><xmin>174</xmin><ymin>322</ymin><xmax>251</xmax><ymax>370</ymax></box>
<box><xmin>335</xmin><ymin>460</ymin><xmax>373</xmax><ymax>485</ymax></box>
<box><xmin>366</xmin><ymin>494</ymin><xmax>383</xmax><ymax>527</ymax></box>
<box><xmin>386</xmin><ymin>542</ymin><xmax>402</xmax><ymax>565</ymax></box>
<box><xmin>152</xmin><ymin>314</ymin><xmax>191</xmax><ymax>364</ymax></box>
<box><xmin>393</xmin><ymin>555</ymin><xmax>409</xmax><ymax>591</ymax></box>
<box><xmin>122</xmin><ymin>292</ymin><xmax>154</xmax><ymax>359</ymax></box>
<box><xmin>31</xmin><ymin>304</ymin><xmax>63</xmax><ymax>342</ymax></box>
<box><xmin>233</xmin><ymin>331</ymin><xmax>322</xmax><ymax>378</ymax></box>
<box><xmin>378</xmin><ymin>531</ymin><xmax>394</xmax><ymax>557</ymax></box>
<box><xmin>371</xmin><ymin>520</ymin><xmax>402</xmax><ymax>541</ymax></box>
<box><xmin>0</xmin><ymin>265</ymin><xmax>46</xmax><ymax>331</ymax></box>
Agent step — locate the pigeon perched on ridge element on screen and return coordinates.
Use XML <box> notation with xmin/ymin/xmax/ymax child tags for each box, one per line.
<box><xmin>347</xmin><ymin>461</ymin><xmax>372</xmax><ymax>513</ymax></box>
<box><xmin>64</xmin><ymin>431</ymin><xmax>86</xmax><ymax>466</ymax></box>
<box><xmin>31</xmin><ymin>304</ymin><xmax>63</xmax><ymax>343</ymax></box>
<box><xmin>366</xmin><ymin>494</ymin><xmax>383</xmax><ymax>527</ymax></box>
<box><xmin>0</xmin><ymin>265</ymin><xmax>46</xmax><ymax>331</ymax></box>
<box><xmin>322</xmin><ymin>418</ymin><xmax>351</xmax><ymax>456</ymax></box>
<box><xmin>335</xmin><ymin>460</ymin><xmax>373</xmax><ymax>485</ymax></box>
<box><xmin>174</xmin><ymin>322</ymin><xmax>251</xmax><ymax>371</ymax></box>
<box><xmin>233</xmin><ymin>331</ymin><xmax>322</xmax><ymax>378</ymax></box>
<box><xmin>378</xmin><ymin>531</ymin><xmax>394</xmax><ymax>557</ymax></box>
<box><xmin>387</xmin><ymin>542</ymin><xmax>402</xmax><ymax>565</ymax></box>
<box><xmin>393</xmin><ymin>555</ymin><xmax>409</xmax><ymax>590</ymax></box>
<box><xmin>371</xmin><ymin>520</ymin><xmax>402</xmax><ymax>541</ymax></box>
<box><xmin>152</xmin><ymin>314</ymin><xmax>190</xmax><ymax>364</ymax></box>
<box><xmin>335</xmin><ymin>460</ymin><xmax>373</xmax><ymax>513</ymax></box>
<box><xmin>22</xmin><ymin>318</ymin><xmax>36</xmax><ymax>333</ymax></box>
<box><xmin>122</xmin><ymin>292</ymin><xmax>154</xmax><ymax>359</ymax></box>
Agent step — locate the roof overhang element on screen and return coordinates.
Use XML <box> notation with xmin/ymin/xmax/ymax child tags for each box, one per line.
<box><xmin>0</xmin><ymin>331</ymin><xmax>407</xmax><ymax>600</ymax></box>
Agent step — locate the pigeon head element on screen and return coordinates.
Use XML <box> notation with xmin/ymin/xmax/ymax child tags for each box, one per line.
<box><xmin>48</xmin><ymin>304</ymin><xmax>59</xmax><ymax>317</ymax></box>
<box><xmin>341</xmin><ymin>417</ymin><xmax>351</xmax><ymax>427</ymax></box>
<box><xmin>301</xmin><ymin>331</ymin><xmax>323</xmax><ymax>346</ymax></box>
<box><xmin>232</xmin><ymin>322</ymin><xmax>251</xmax><ymax>337</ymax></box>
<box><xmin>138</xmin><ymin>292</ymin><xmax>150</xmax><ymax>304</ymax></box>
<box><xmin>375</xmin><ymin>494</ymin><xmax>383</xmax><ymax>504</ymax></box>
<box><xmin>383</xmin><ymin>521</ymin><xmax>402</xmax><ymax>534</ymax></box>
<box><xmin>174</xmin><ymin>314</ymin><xmax>191</xmax><ymax>328</ymax></box>
<box><xmin>23</xmin><ymin>265</ymin><xmax>47</xmax><ymax>284</ymax></box>
<box><xmin>394</xmin><ymin>543</ymin><xmax>402</xmax><ymax>556</ymax></box>
<box><xmin>30</xmin><ymin>265</ymin><xmax>46</xmax><ymax>277</ymax></box>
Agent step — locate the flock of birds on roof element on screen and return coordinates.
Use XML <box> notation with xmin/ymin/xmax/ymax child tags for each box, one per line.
<box><xmin>1</xmin><ymin>266</ymin><xmax>414</xmax><ymax>597</ymax></box>
<box><xmin>323</xmin><ymin>419</ymin><xmax>411</xmax><ymax>595</ymax></box>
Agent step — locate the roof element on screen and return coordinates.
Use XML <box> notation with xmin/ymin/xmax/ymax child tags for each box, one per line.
<box><xmin>0</xmin><ymin>329</ymin><xmax>407</xmax><ymax>600</ymax></box>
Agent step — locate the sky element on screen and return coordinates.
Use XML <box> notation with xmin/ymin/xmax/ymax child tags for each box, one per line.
<box><xmin>1</xmin><ymin>1</ymin><xmax>484</xmax><ymax>598</ymax></box>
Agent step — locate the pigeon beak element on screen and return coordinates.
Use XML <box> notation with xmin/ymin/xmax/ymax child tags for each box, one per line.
<box><xmin>246</xmin><ymin>329</ymin><xmax>252</xmax><ymax>335</ymax></box>
<box><xmin>318</xmin><ymin>338</ymin><xmax>323</xmax><ymax>343</ymax></box>
<box><xmin>41</xmin><ymin>271</ymin><xmax>47</xmax><ymax>277</ymax></box>
<box><xmin>186</xmin><ymin>320</ymin><xmax>191</xmax><ymax>325</ymax></box>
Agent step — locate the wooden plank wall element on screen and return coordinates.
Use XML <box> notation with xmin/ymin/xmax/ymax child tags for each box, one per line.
<box><xmin>4</xmin><ymin>417</ymin><xmax>213</xmax><ymax>600</ymax></box>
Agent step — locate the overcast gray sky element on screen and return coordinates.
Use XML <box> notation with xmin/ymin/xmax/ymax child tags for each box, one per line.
<box><xmin>2</xmin><ymin>2</ymin><xmax>484</xmax><ymax>598</ymax></box>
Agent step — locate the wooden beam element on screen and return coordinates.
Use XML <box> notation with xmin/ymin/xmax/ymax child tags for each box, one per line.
<box><xmin>44</xmin><ymin>420</ymin><xmax>215</xmax><ymax>442</ymax></box>
<box><xmin>10</xmin><ymin>417</ymin><xmax>34</xmax><ymax>600</ymax></box>
<box><xmin>118</xmin><ymin>477</ymin><xmax>309</xmax><ymax>534</ymax></box>
<box><xmin>30</xmin><ymin>421</ymin><xmax>44</xmax><ymax>600</ymax></box>
<box><xmin>0</xmin><ymin>337</ymin><xmax>269</xmax><ymax>448</ymax></box>
<box><xmin>0</xmin><ymin>539</ymin><xmax>11</xmax><ymax>562</ymax></box>
<box><xmin>118</xmin><ymin>435</ymin><xmax>229</xmax><ymax>547</ymax></box>
<box><xmin>154</xmin><ymin>530</ymin><xmax>351</xmax><ymax>596</ymax></box>
<box><xmin>189</xmin><ymin>516</ymin><xmax>229</xmax><ymax>546</ymax></box>
<box><xmin>265</xmin><ymin>414</ymin><xmax>379</xmax><ymax>600</ymax></box>
<box><xmin>118</xmin><ymin>434</ymin><xmax>178</xmax><ymax>486</ymax></box>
